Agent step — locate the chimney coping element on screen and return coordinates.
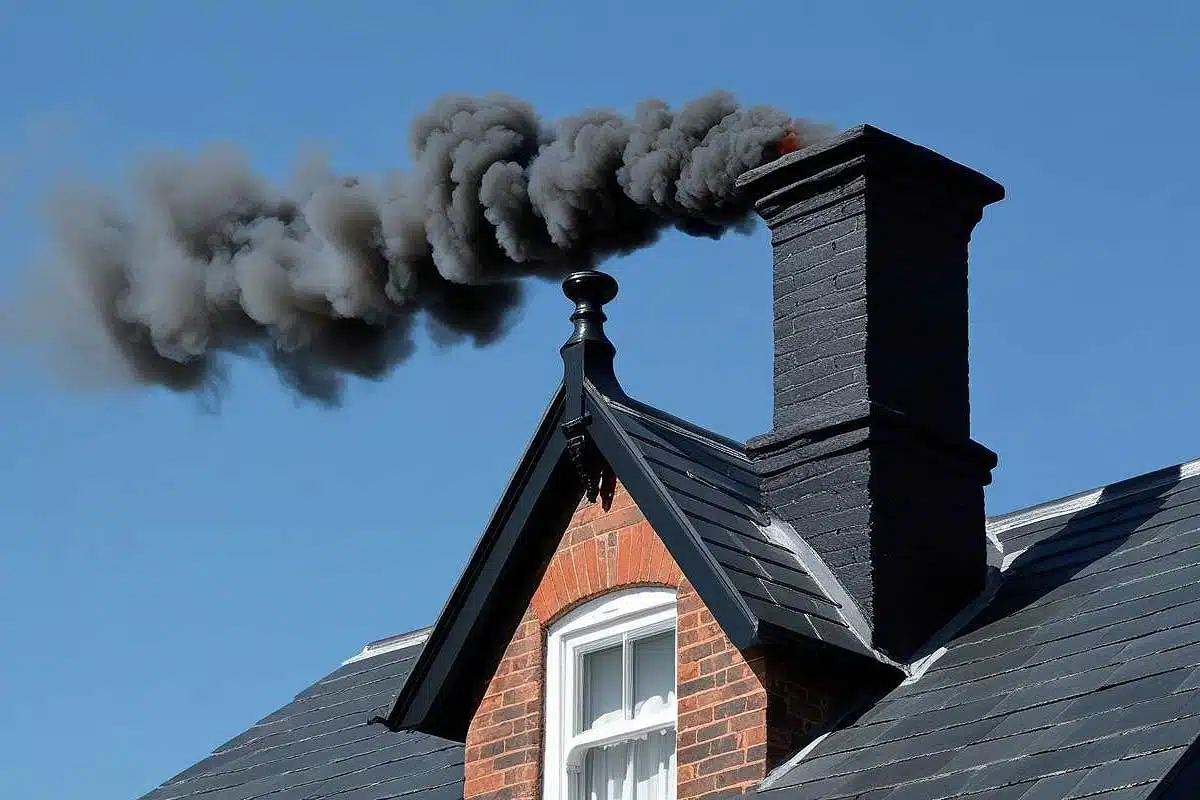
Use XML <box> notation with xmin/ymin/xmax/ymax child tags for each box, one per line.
<box><xmin>737</xmin><ymin>123</ymin><xmax>1005</xmax><ymax>208</ymax></box>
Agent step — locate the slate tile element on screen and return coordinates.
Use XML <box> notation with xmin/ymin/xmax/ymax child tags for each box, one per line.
<box><xmin>935</xmin><ymin>645</ymin><xmax>1127</xmax><ymax>712</ymax></box>
<box><xmin>940</xmin><ymin>729</ymin><xmax>1042</xmax><ymax>773</ymax></box>
<box><xmin>1013</xmin><ymin>770</ymin><xmax>1087</xmax><ymax>800</ymax></box>
<box><xmin>957</xmin><ymin>737</ymin><xmax>1109</xmax><ymax>794</ymax></box>
<box><xmin>870</xmin><ymin>718</ymin><xmax>1006</xmax><ymax>766</ymax></box>
<box><xmin>806</xmin><ymin>719</ymin><xmax>899</xmax><ymax>758</ymax></box>
<box><xmin>1116</xmin><ymin>617</ymin><xmax>1200</xmax><ymax>661</ymax></box>
<box><xmin>1028</xmin><ymin>602</ymin><xmax>1200</xmax><ymax>667</ymax></box>
<box><xmin>988</xmin><ymin>665</ymin><xmax>1120</xmax><ymax>717</ymax></box>
<box><xmin>942</xmin><ymin>627</ymin><xmax>1040</xmax><ymax>667</ymax></box>
<box><xmin>1077</xmin><ymin>729</ymin><xmax>1162</xmax><ymax>766</ymax></box>
<box><xmin>1174</xmin><ymin>666</ymin><xmax>1200</xmax><ymax>692</ymax></box>
<box><xmin>763</xmin><ymin>772</ymin><xmax>851</xmax><ymax>797</ymax></box>
<box><xmin>775</xmin><ymin>749</ymin><xmax>857</xmax><ymax>783</ymax></box>
<box><xmin>880</xmin><ymin>697</ymin><xmax>1009</xmax><ymax>740</ymax></box>
<box><xmin>1061</xmin><ymin>669</ymin><xmax>1194</xmax><ymax>721</ymax></box>
<box><xmin>959</xmin><ymin>779</ymin><xmax>1041</xmax><ymax>800</ymax></box>
<box><xmin>1070</xmin><ymin>785</ymin><xmax>1155</xmax><ymax>800</ymax></box>
<box><xmin>1099</xmin><ymin>687</ymin><xmax>1200</xmax><ymax>731</ymax></box>
<box><xmin>807</xmin><ymin>615</ymin><xmax>866</xmax><ymax>649</ymax></box>
<box><xmin>1045</xmin><ymin>705</ymin><xmax>1155</xmax><ymax>749</ymax></box>
<box><xmin>877</xmin><ymin>769</ymin><xmax>975</xmax><ymax>800</ymax></box>
<box><xmin>1107</xmin><ymin>647</ymin><xmax>1200</xmax><ymax>686</ymax></box>
<box><xmin>1065</xmin><ymin>748</ymin><xmax>1187</xmax><ymax>797</ymax></box>
<box><xmin>910</xmin><ymin>648</ymin><xmax>1035</xmax><ymax>694</ymax></box>
<box><xmin>984</xmin><ymin>698</ymin><xmax>1073</xmax><ymax>741</ymax></box>
<box><xmin>827</xmin><ymin>750</ymin><xmax>958</xmax><ymax>796</ymax></box>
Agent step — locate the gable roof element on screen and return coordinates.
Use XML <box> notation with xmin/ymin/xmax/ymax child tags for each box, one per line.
<box><xmin>137</xmin><ymin>632</ymin><xmax>464</xmax><ymax>800</ymax></box>
<box><xmin>384</xmin><ymin>375</ymin><xmax>890</xmax><ymax>740</ymax></box>
<box><xmin>757</xmin><ymin>460</ymin><xmax>1200</xmax><ymax>799</ymax></box>
<box><xmin>602</xmin><ymin>394</ymin><xmax>879</xmax><ymax>658</ymax></box>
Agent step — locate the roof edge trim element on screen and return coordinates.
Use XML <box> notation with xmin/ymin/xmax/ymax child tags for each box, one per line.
<box><xmin>383</xmin><ymin>384</ymin><xmax>572</xmax><ymax>734</ymax></box>
<box><xmin>988</xmin><ymin>457</ymin><xmax>1200</xmax><ymax>540</ymax></box>
<box><xmin>585</xmin><ymin>382</ymin><xmax>761</xmax><ymax>650</ymax></box>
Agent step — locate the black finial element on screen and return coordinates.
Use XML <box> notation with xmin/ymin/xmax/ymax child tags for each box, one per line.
<box><xmin>559</xmin><ymin>270</ymin><xmax>620</xmax><ymax>508</ymax></box>
<box><xmin>559</xmin><ymin>270</ymin><xmax>621</xmax><ymax>396</ymax></box>
<box><xmin>561</xmin><ymin>270</ymin><xmax>619</xmax><ymax>352</ymax></box>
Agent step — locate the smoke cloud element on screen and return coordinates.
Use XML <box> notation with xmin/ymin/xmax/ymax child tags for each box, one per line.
<box><xmin>10</xmin><ymin>92</ymin><xmax>828</xmax><ymax>405</ymax></box>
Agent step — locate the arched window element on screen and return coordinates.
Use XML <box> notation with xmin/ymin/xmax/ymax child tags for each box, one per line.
<box><xmin>543</xmin><ymin>587</ymin><xmax>678</xmax><ymax>800</ymax></box>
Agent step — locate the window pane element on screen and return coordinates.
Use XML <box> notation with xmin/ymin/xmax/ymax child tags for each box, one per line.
<box><xmin>582</xmin><ymin>734</ymin><xmax>676</xmax><ymax>800</ymax></box>
<box><xmin>635</xmin><ymin>730</ymin><xmax>677</xmax><ymax>800</ymax></box>
<box><xmin>583</xmin><ymin>742</ymin><xmax>632</xmax><ymax>800</ymax></box>
<box><xmin>582</xmin><ymin>644</ymin><xmax>624</xmax><ymax>731</ymax></box>
<box><xmin>632</xmin><ymin>632</ymin><xmax>675</xmax><ymax>718</ymax></box>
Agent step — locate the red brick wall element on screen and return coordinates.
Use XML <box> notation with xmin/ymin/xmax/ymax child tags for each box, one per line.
<box><xmin>462</xmin><ymin>482</ymin><xmax>834</xmax><ymax>800</ymax></box>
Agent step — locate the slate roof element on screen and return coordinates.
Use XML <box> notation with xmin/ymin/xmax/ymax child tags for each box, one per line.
<box><xmin>602</xmin><ymin>394</ymin><xmax>876</xmax><ymax>658</ymax></box>
<box><xmin>137</xmin><ymin>633</ymin><xmax>463</xmax><ymax>800</ymax></box>
<box><xmin>137</xmin><ymin>457</ymin><xmax>1200</xmax><ymax>800</ymax></box>
<box><xmin>757</xmin><ymin>461</ymin><xmax>1200</xmax><ymax>800</ymax></box>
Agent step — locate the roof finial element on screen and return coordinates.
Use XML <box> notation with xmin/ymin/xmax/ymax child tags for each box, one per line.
<box><xmin>559</xmin><ymin>270</ymin><xmax>622</xmax><ymax>398</ymax></box>
<box><xmin>561</xmin><ymin>269</ymin><xmax>619</xmax><ymax>352</ymax></box>
<box><xmin>559</xmin><ymin>270</ymin><xmax>621</xmax><ymax>508</ymax></box>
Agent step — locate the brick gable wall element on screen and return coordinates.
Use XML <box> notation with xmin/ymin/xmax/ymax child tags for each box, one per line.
<box><xmin>463</xmin><ymin>482</ymin><xmax>835</xmax><ymax>800</ymax></box>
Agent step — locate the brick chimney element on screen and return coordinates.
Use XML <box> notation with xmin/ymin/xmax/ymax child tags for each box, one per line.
<box><xmin>741</xmin><ymin>125</ymin><xmax>1003</xmax><ymax>662</ymax></box>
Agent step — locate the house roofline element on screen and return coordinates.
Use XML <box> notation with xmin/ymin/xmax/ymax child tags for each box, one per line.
<box><xmin>987</xmin><ymin>456</ymin><xmax>1200</xmax><ymax>541</ymax></box>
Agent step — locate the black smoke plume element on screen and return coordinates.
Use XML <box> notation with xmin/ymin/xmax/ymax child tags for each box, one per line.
<box><xmin>13</xmin><ymin>92</ymin><xmax>828</xmax><ymax>404</ymax></box>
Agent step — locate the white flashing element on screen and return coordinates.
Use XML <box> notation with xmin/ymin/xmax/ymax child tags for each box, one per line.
<box><xmin>903</xmin><ymin>646</ymin><xmax>949</xmax><ymax>685</ymax></box>
<box><xmin>342</xmin><ymin>628</ymin><xmax>432</xmax><ymax>665</ymax></box>
<box><xmin>985</xmin><ymin>528</ymin><xmax>1006</xmax><ymax>569</ymax></box>
<box><xmin>758</xmin><ymin>517</ymin><xmax>884</xmax><ymax>663</ymax></box>
<box><xmin>1000</xmin><ymin>546</ymin><xmax>1031</xmax><ymax>572</ymax></box>
<box><xmin>758</xmin><ymin>731</ymin><xmax>832</xmax><ymax>791</ymax></box>
<box><xmin>900</xmin><ymin>567</ymin><xmax>1003</xmax><ymax>684</ymax></box>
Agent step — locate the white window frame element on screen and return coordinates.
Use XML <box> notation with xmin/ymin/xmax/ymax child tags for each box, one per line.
<box><xmin>543</xmin><ymin>587</ymin><xmax>678</xmax><ymax>800</ymax></box>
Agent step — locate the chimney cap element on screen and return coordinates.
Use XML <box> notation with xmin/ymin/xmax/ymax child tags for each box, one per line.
<box><xmin>738</xmin><ymin>124</ymin><xmax>1005</xmax><ymax>209</ymax></box>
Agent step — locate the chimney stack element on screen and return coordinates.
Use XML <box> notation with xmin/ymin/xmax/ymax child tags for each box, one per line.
<box><xmin>741</xmin><ymin>125</ymin><xmax>1003</xmax><ymax>661</ymax></box>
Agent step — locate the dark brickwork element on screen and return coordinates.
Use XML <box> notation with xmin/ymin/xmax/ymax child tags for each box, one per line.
<box><xmin>741</xmin><ymin>126</ymin><xmax>1003</xmax><ymax>661</ymax></box>
<box><xmin>767</xmin><ymin>184</ymin><xmax>869</xmax><ymax>429</ymax></box>
<box><xmin>463</xmin><ymin>482</ymin><xmax>836</xmax><ymax>800</ymax></box>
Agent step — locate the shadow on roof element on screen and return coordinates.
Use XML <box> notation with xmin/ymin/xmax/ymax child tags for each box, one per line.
<box><xmin>967</xmin><ymin>463</ymin><xmax>1184</xmax><ymax>634</ymax></box>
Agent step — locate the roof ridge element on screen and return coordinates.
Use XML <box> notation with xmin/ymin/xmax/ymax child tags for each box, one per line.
<box><xmin>342</xmin><ymin>627</ymin><xmax>433</xmax><ymax>665</ymax></box>
<box><xmin>987</xmin><ymin>456</ymin><xmax>1200</xmax><ymax>540</ymax></box>
<box><xmin>603</xmin><ymin>396</ymin><xmax>751</xmax><ymax>461</ymax></box>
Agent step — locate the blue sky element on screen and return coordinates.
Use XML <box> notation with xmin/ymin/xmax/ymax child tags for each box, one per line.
<box><xmin>0</xmin><ymin>1</ymin><xmax>1196</xmax><ymax>797</ymax></box>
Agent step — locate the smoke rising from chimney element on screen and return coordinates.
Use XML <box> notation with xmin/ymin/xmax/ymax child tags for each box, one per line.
<box><xmin>11</xmin><ymin>92</ymin><xmax>829</xmax><ymax>404</ymax></box>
